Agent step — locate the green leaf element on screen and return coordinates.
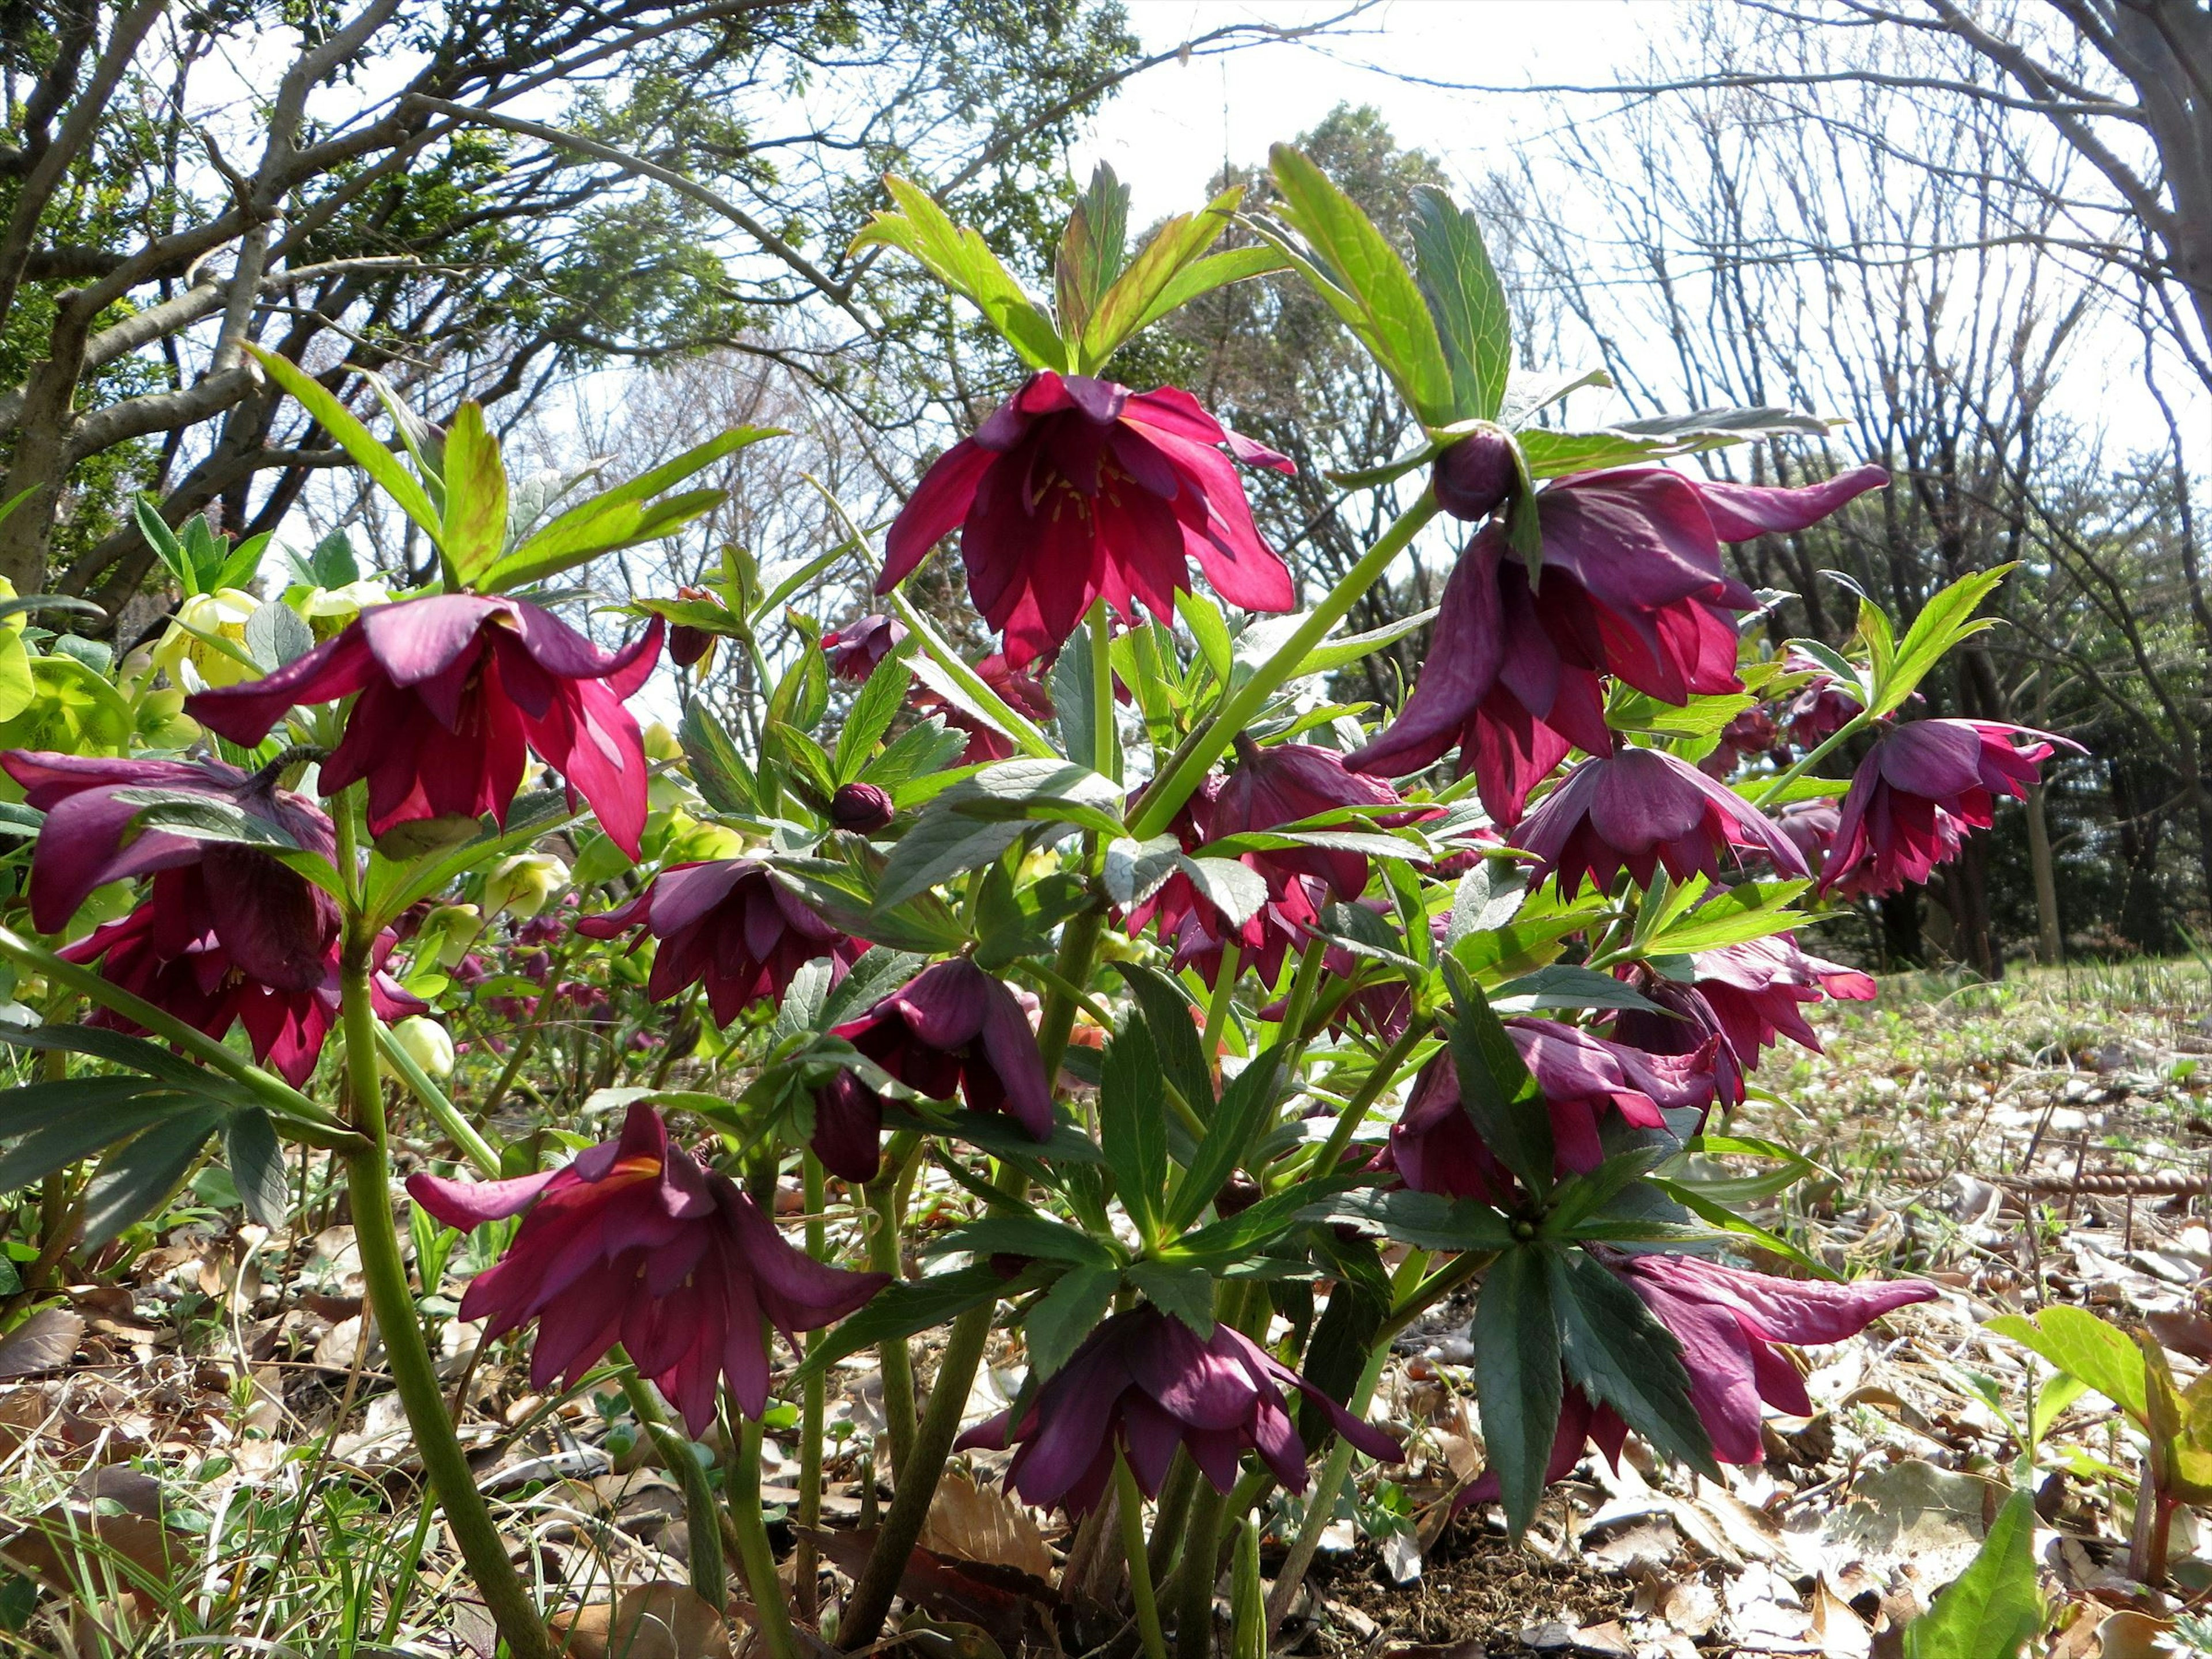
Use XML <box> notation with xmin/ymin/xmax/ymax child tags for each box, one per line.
<box><xmin>1055</xmin><ymin>162</ymin><xmax>1131</xmax><ymax>351</ymax></box>
<box><xmin>1546</xmin><ymin>1246</ymin><xmax>1718</xmax><ymax>1479</ymax></box>
<box><xmin>1</xmin><ymin>1024</ymin><xmax>220</xmax><ymax>1090</ymax></box>
<box><xmin>1491</xmin><ymin>964</ymin><xmax>1662</xmax><ymax>1016</ymax></box>
<box><xmin>1179</xmin><ymin>856</ymin><xmax>1267</xmax><ymax>930</ymax></box>
<box><xmin>1113</xmin><ymin>964</ymin><xmax>1214</xmax><ymax>1118</ymax></box>
<box><xmin>1289</xmin><ymin>607</ymin><xmax>1440</xmax><ymax>680</ymax></box>
<box><xmin>82</xmin><ymin>1109</ymin><xmax>223</xmax><ymax>1247</ymax></box>
<box><xmin>833</xmin><ymin>654</ymin><xmax>911</xmax><ymax>785</ymax></box>
<box><xmin>1874</xmin><ymin>565</ymin><xmax>2014</xmax><ymax>719</ymax></box>
<box><xmin>1103</xmin><ymin>834</ymin><xmax>1181</xmax><ymax>911</ymax></box>
<box><xmin>1126</xmin><ymin>1259</ymin><xmax>1216</xmax><ymax>1335</ymax></box>
<box><xmin>796</xmin><ymin>1263</ymin><xmax>1013</xmax><ymax>1381</ymax></box>
<box><xmin>1440</xmin><ymin>960</ymin><xmax>1553</xmax><ymax>1196</ymax></box>
<box><xmin>1107</xmin><ymin>245</ymin><xmax>1286</xmax><ymax>350</ymax></box>
<box><xmin>1265</xmin><ymin>146</ymin><xmax>1456</xmax><ymax>425</ymax></box>
<box><xmin>1051</xmin><ymin>619</ymin><xmax>1119</xmax><ymax>782</ymax></box>
<box><xmin>1408</xmin><ymin>185</ymin><xmax>1511</xmax><ymax>422</ymax></box>
<box><xmin>0</xmin><ymin>1099</ymin><xmax>206</xmax><ymax>1193</ymax></box>
<box><xmin>245</xmin><ymin>345</ymin><xmax>442</xmax><ymax>546</ymax></box>
<box><xmin>1902</xmin><ymin>1488</ymin><xmax>2041</xmax><ymax>1659</ymax></box>
<box><xmin>489</xmin><ymin>428</ymin><xmax>771</xmax><ymax>592</ymax></box>
<box><xmin>1472</xmin><ymin>1245</ymin><xmax>1562</xmax><ymax>1539</ymax></box>
<box><xmin>679</xmin><ymin>702</ymin><xmax>756</xmax><ymax>816</ymax></box>
<box><xmin>439</xmin><ymin>402</ymin><xmax>509</xmax><ymax>585</ymax></box>
<box><xmin>244</xmin><ymin>602</ymin><xmax>315</xmax><ymax>672</ymax></box>
<box><xmin>134</xmin><ymin>498</ymin><xmax>194</xmax><ymax>593</ymax></box>
<box><xmin>1323</xmin><ymin>1188</ymin><xmax>1515</xmax><ymax>1253</ymax></box>
<box><xmin>223</xmin><ymin>1109</ymin><xmax>287</xmax><ymax>1230</ymax></box>
<box><xmin>1985</xmin><ymin>1306</ymin><xmax>2147</xmax><ymax>1425</ymax></box>
<box><xmin>1173</xmin><ymin>588</ymin><xmax>1234</xmax><ymax>683</ymax></box>
<box><xmin>1642</xmin><ymin>881</ymin><xmax>1811</xmax><ymax>955</ymax></box>
<box><xmin>1100</xmin><ymin>1015</ymin><xmax>1168</xmax><ymax>1240</ymax></box>
<box><xmin>1448</xmin><ymin>859</ymin><xmax>1527</xmax><ymax>944</ymax></box>
<box><xmin>923</xmin><ymin>1213</ymin><xmax>1115</xmax><ymax>1269</ymax></box>
<box><xmin>853</xmin><ymin>176</ymin><xmax>1065</xmax><ymax>369</ymax></box>
<box><xmin>1077</xmin><ymin>181</ymin><xmax>1238</xmax><ymax>368</ymax></box>
<box><xmin>1165</xmin><ymin>1045</ymin><xmax>1285</xmax><ymax>1233</ymax></box>
<box><xmin>1024</xmin><ymin>1263</ymin><xmax>1118</xmax><ymax>1379</ymax></box>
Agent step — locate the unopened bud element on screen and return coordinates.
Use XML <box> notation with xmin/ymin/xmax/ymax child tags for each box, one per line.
<box><xmin>830</xmin><ymin>781</ymin><xmax>895</xmax><ymax>832</ymax></box>
<box><xmin>388</xmin><ymin>1016</ymin><xmax>455</xmax><ymax>1080</ymax></box>
<box><xmin>1431</xmin><ymin>426</ymin><xmax>1518</xmax><ymax>522</ymax></box>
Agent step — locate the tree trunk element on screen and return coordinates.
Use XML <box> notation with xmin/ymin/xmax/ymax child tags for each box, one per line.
<box><xmin>1944</xmin><ymin>838</ymin><xmax>2000</xmax><ymax>979</ymax></box>
<box><xmin>2025</xmin><ymin>781</ymin><xmax>2063</xmax><ymax>965</ymax></box>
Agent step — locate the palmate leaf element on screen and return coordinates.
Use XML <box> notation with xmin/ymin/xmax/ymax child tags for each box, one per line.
<box><xmin>1472</xmin><ymin>1245</ymin><xmax>1562</xmax><ymax>1540</ymax></box>
<box><xmin>1408</xmin><ymin>185</ymin><xmax>1511</xmax><ymax>423</ymax></box>
<box><xmin>854</xmin><ymin>176</ymin><xmax>1065</xmax><ymax>370</ymax></box>
<box><xmin>1546</xmin><ymin>1246</ymin><xmax>1718</xmax><ymax>1480</ymax></box>
<box><xmin>82</xmin><ymin>1108</ymin><xmax>225</xmax><ymax>1247</ymax></box>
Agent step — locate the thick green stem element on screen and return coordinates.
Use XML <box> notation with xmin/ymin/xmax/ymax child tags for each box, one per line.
<box><xmin>339</xmin><ymin>945</ymin><xmax>550</xmax><ymax>1659</ymax></box>
<box><xmin>837</xmin><ymin>1289</ymin><xmax>998</xmax><ymax>1649</ymax></box>
<box><xmin>1091</xmin><ymin>599</ymin><xmax>1119</xmax><ymax>782</ymax></box>
<box><xmin>866</xmin><ymin>1139</ymin><xmax>922</xmax><ymax>1478</ymax></box>
<box><xmin>377</xmin><ymin>1021</ymin><xmax>501</xmax><ymax>1176</ymax></box>
<box><xmin>1145</xmin><ymin>1453</ymin><xmax>1200</xmax><ymax>1580</ymax></box>
<box><xmin>618</xmin><ymin>1363</ymin><xmax>726</xmax><ymax>1607</ymax></box>
<box><xmin>1036</xmin><ymin>906</ymin><xmax>1105</xmax><ymax>1087</ymax></box>
<box><xmin>1175</xmin><ymin>1482</ymin><xmax>1226</xmax><ymax>1659</ymax></box>
<box><xmin>1302</xmin><ymin>1024</ymin><xmax>1426</xmax><ymax>1181</ymax></box>
<box><xmin>1115</xmin><ymin>1453</ymin><xmax>1171</xmax><ymax>1659</ymax></box>
<box><xmin>797</xmin><ymin>1154</ymin><xmax>828</xmax><ymax>1623</ymax></box>
<box><xmin>730</xmin><ymin>1415</ymin><xmax>802</xmax><ymax>1659</ymax></box>
<box><xmin>1131</xmin><ymin>490</ymin><xmax>1442</xmax><ymax>842</ymax></box>
<box><xmin>1199</xmin><ymin>944</ymin><xmax>1240</xmax><ymax>1062</ymax></box>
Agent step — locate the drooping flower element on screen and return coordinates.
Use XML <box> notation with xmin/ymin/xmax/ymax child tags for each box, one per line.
<box><xmin>1775</xmin><ymin>798</ymin><xmax>1842</xmax><ymax>876</ymax></box>
<box><xmin>0</xmin><ymin>751</ymin><xmax>339</xmax><ymax>988</ymax></box>
<box><xmin>1821</xmin><ymin>718</ymin><xmax>2063</xmax><ymax>897</ymax></box>
<box><xmin>1380</xmin><ymin>1022</ymin><xmax>1718</xmax><ymax>1196</ymax></box>
<box><xmin>1431</xmin><ymin>426</ymin><xmax>1520</xmax><ymax>522</ymax></box>
<box><xmin>65</xmin><ymin>889</ymin><xmax>422</xmax><ymax>1086</ymax></box>
<box><xmin>809</xmin><ymin>1069</ymin><xmax>885</xmax><ymax>1184</ymax></box>
<box><xmin>1698</xmin><ymin>704</ymin><xmax>1781</xmax><ymax>779</ymax></box>
<box><xmin>1512</xmin><ymin>746</ymin><xmax>1808</xmax><ymax>896</ymax></box>
<box><xmin>1457</xmin><ymin>1251</ymin><xmax>1937</xmax><ymax>1509</ymax></box>
<box><xmin>910</xmin><ymin>653</ymin><xmax>1055</xmax><ymax>766</ymax></box>
<box><xmin>881</xmin><ymin>370</ymin><xmax>1296</xmax><ymax>667</ymax></box>
<box><xmin>1612</xmin><ymin>1251</ymin><xmax>1937</xmax><ymax>1463</ymax></box>
<box><xmin>821</xmin><ymin>615</ymin><xmax>908</xmax><ymax>682</ymax></box>
<box><xmin>1781</xmin><ymin>649</ymin><xmax>1862</xmax><ymax>748</ymax></box>
<box><xmin>185</xmin><ymin>594</ymin><xmax>664</xmax><ymax>858</ymax></box>
<box><xmin>956</xmin><ymin>1305</ymin><xmax>1400</xmax><ymax>1514</ymax></box>
<box><xmin>575</xmin><ymin>859</ymin><xmax>861</xmax><ymax>1025</ymax></box>
<box><xmin>827</xmin><ymin>957</ymin><xmax>1053</xmax><ymax>1139</ymax></box>
<box><xmin>408</xmin><ymin>1103</ymin><xmax>887</xmax><ymax>1432</ymax></box>
<box><xmin>1609</xmin><ymin>933</ymin><xmax>1876</xmax><ymax>1106</ymax></box>
<box><xmin>1351</xmin><ymin>467</ymin><xmax>1886</xmax><ymax>823</ymax></box>
<box><xmin>666</xmin><ymin>586</ymin><xmax>729</xmax><ymax>669</ymax></box>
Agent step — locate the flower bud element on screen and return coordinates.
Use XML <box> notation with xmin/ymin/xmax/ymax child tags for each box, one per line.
<box><xmin>480</xmin><ymin>853</ymin><xmax>568</xmax><ymax>920</ymax></box>
<box><xmin>669</xmin><ymin>585</ymin><xmax>728</xmax><ymax>669</ymax></box>
<box><xmin>291</xmin><ymin>579</ymin><xmax>391</xmax><ymax>641</ymax></box>
<box><xmin>1431</xmin><ymin>426</ymin><xmax>1518</xmax><ymax>522</ymax></box>
<box><xmin>830</xmin><ymin>781</ymin><xmax>894</xmax><ymax>832</ymax></box>
<box><xmin>415</xmin><ymin>903</ymin><xmax>483</xmax><ymax>969</ymax></box>
<box><xmin>388</xmin><ymin>1015</ymin><xmax>456</xmax><ymax>1080</ymax></box>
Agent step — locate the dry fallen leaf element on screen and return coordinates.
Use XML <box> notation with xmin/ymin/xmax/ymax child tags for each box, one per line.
<box><xmin>551</xmin><ymin>1581</ymin><xmax>730</xmax><ymax>1659</ymax></box>
<box><xmin>0</xmin><ymin>1308</ymin><xmax>85</xmax><ymax>1380</ymax></box>
<box><xmin>920</xmin><ymin>1473</ymin><xmax>1054</xmax><ymax>1581</ymax></box>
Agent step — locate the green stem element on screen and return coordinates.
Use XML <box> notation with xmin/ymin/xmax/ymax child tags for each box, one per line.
<box><xmin>1302</xmin><ymin>1024</ymin><xmax>1426</xmax><ymax>1181</ymax></box>
<box><xmin>377</xmin><ymin>1021</ymin><xmax>501</xmax><ymax>1176</ymax></box>
<box><xmin>1036</xmin><ymin>906</ymin><xmax>1105</xmax><ymax>1089</ymax></box>
<box><xmin>1199</xmin><ymin>944</ymin><xmax>1240</xmax><ymax>1062</ymax></box>
<box><xmin>797</xmin><ymin>1154</ymin><xmax>828</xmax><ymax>1623</ymax></box>
<box><xmin>1175</xmin><ymin>1482</ymin><xmax>1226</xmax><ymax>1659</ymax></box>
<box><xmin>339</xmin><ymin>944</ymin><xmax>549</xmax><ymax>1659</ymax></box>
<box><xmin>1145</xmin><ymin>1453</ymin><xmax>1200</xmax><ymax>1581</ymax></box>
<box><xmin>1231</xmin><ymin>1514</ymin><xmax>1264</xmax><ymax>1659</ymax></box>
<box><xmin>866</xmin><ymin>1138</ymin><xmax>921</xmax><ymax>1478</ymax></box>
<box><xmin>730</xmin><ymin>1415</ymin><xmax>802</xmax><ymax>1659</ymax></box>
<box><xmin>1131</xmin><ymin>489</ymin><xmax>1442</xmax><ymax>842</ymax></box>
<box><xmin>837</xmin><ymin>1284</ymin><xmax>999</xmax><ymax>1650</ymax></box>
<box><xmin>1091</xmin><ymin>598</ymin><xmax>1119</xmax><ymax>782</ymax></box>
<box><xmin>1751</xmin><ymin>711</ymin><xmax>1869</xmax><ymax>810</ymax></box>
<box><xmin>618</xmin><ymin>1362</ymin><xmax>726</xmax><ymax>1607</ymax></box>
<box><xmin>1115</xmin><ymin>1453</ymin><xmax>1171</xmax><ymax>1659</ymax></box>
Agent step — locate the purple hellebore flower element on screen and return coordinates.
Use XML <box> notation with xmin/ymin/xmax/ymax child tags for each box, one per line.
<box><xmin>1613</xmin><ymin>1251</ymin><xmax>1937</xmax><ymax>1463</ymax></box>
<box><xmin>1</xmin><ymin>750</ymin><xmax>339</xmax><ymax>990</ymax></box>
<box><xmin>821</xmin><ymin>615</ymin><xmax>908</xmax><ymax>682</ymax></box>
<box><xmin>1775</xmin><ymin>798</ymin><xmax>1843</xmax><ymax>876</ymax></box>
<box><xmin>1211</xmin><ymin>737</ymin><xmax>1418</xmax><ymax>901</ymax></box>
<box><xmin>65</xmin><ymin>892</ymin><xmax>421</xmax><ymax>1086</ymax></box>
<box><xmin>187</xmin><ymin>594</ymin><xmax>664</xmax><ymax>858</ymax></box>
<box><xmin>1821</xmin><ymin>718</ymin><xmax>2066</xmax><ymax>898</ymax></box>
<box><xmin>881</xmin><ymin>370</ymin><xmax>1296</xmax><ymax>668</ymax></box>
<box><xmin>1781</xmin><ymin>648</ymin><xmax>1863</xmax><ymax>748</ymax></box>
<box><xmin>827</xmin><ymin>957</ymin><xmax>1054</xmax><ymax>1140</ymax></box>
<box><xmin>956</xmin><ymin>1305</ymin><xmax>1401</xmax><ymax>1514</ymax></box>
<box><xmin>1512</xmin><ymin>745</ymin><xmax>1808</xmax><ymax>896</ymax></box>
<box><xmin>574</xmin><ymin>859</ymin><xmax>862</xmax><ymax>1025</ymax></box>
<box><xmin>808</xmin><ymin>1069</ymin><xmax>887</xmax><ymax>1184</ymax></box>
<box><xmin>1351</xmin><ymin>467</ymin><xmax>1886</xmax><ymax>824</ymax></box>
<box><xmin>407</xmin><ymin>1103</ymin><xmax>887</xmax><ymax>1433</ymax></box>
<box><xmin>1431</xmin><ymin>426</ymin><xmax>1520</xmax><ymax>522</ymax></box>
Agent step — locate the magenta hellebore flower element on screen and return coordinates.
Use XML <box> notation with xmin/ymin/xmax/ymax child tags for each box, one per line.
<box><xmin>1460</xmin><ymin>1251</ymin><xmax>1937</xmax><ymax>1508</ymax></box>
<box><xmin>187</xmin><ymin>594</ymin><xmax>664</xmax><ymax>858</ymax></box>
<box><xmin>1775</xmin><ymin>798</ymin><xmax>1842</xmax><ymax>876</ymax></box>
<box><xmin>1382</xmin><ymin>1022</ymin><xmax>1718</xmax><ymax>1198</ymax></box>
<box><xmin>574</xmin><ymin>859</ymin><xmax>862</xmax><ymax>1026</ymax></box>
<box><xmin>1513</xmin><ymin>746</ymin><xmax>1808</xmax><ymax>896</ymax></box>
<box><xmin>821</xmin><ymin>615</ymin><xmax>908</xmax><ymax>681</ymax></box>
<box><xmin>1821</xmin><ymin>718</ymin><xmax>2064</xmax><ymax>897</ymax></box>
<box><xmin>1</xmin><ymin>751</ymin><xmax>339</xmax><ymax>990</ymax></box>
<box><xmin>1351</xmin><ymin>467</ymin><xmax>1885</xmax><ymax>823</ymax></box>
<box><xmin>881</xmin><ymin>370</ymin><xmax>1296</xmax><ymax>668</ymax></box>
<box><xmin>65</xmin><ymin>892</ymin><xmax>422</xmax><ymax>1085</ymax></box>
<box><xmin>828</xmin><ymin>957</ymin><xmax>1054</xmax><ymax>1139</ymax></box>
<box><xmin>830</xmin><ymin>782</ymin><xmax>895</xmax><ymax>833</ymax></box>
<box><xmin>407</xmin><ymin>1103</ymin><xmax>887</xmax><ymax>1433</ymax></box>
<box><xmin>1614</xmin><ymin>1251</ymin><xmax>1937</xmax><ymax>1463</ymax></box>
<box><xmin>1781</xmin><ymin>648</ymin><xmax>1863</xmax><ymax>748</ymax></box>
<box><xmin>957</xmin><ymin>1305</ymin><xmax>1401</xmax><ymax>1514</ymax></box>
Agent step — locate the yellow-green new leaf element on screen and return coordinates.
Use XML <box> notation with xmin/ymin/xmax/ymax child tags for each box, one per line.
<box><xmin>246</xmin><ymin>344</ymin><xmax>442</xmax><ymax>546</ymax></box>
<box><xmin>854</xmin><ymin>175</ymin><xmax>1065</xmax><ymax>370</ymax></box>
<box><xmin>439</xmin><ymin>402</ymin><xmax>509</xmax><ymax>586</ymax></box>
